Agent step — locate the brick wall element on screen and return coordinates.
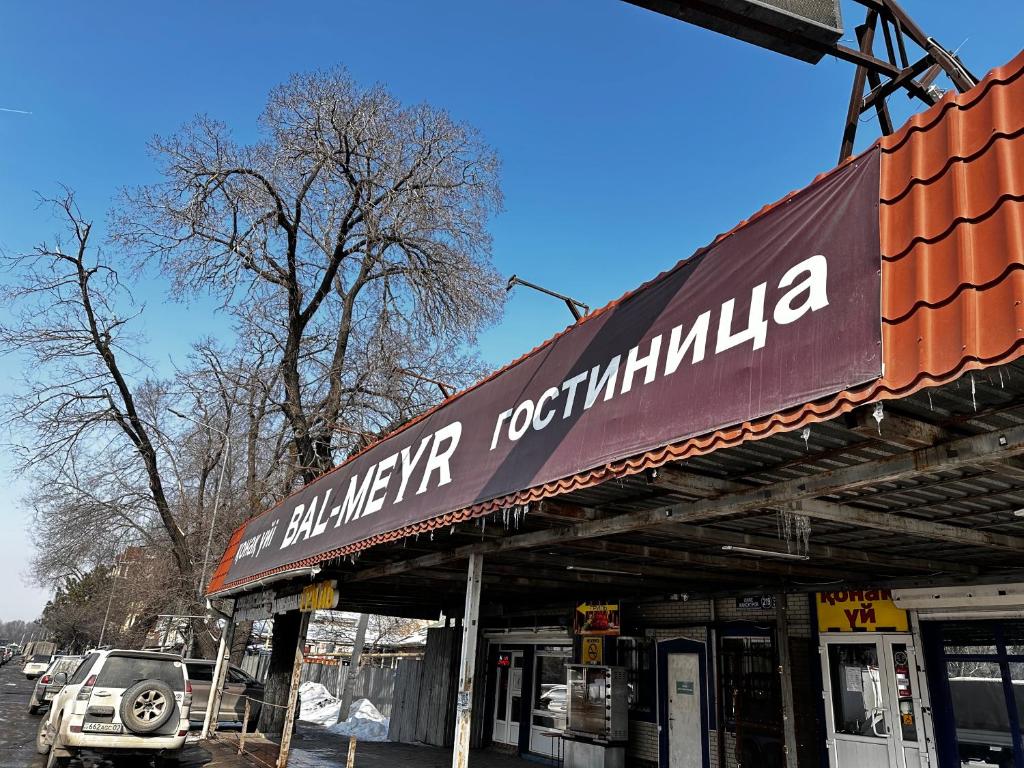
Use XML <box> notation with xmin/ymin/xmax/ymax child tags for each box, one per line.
<box><xmin>624</xmin><ymin>592</ymin><xmax>817</xmax><ymax>768</ymax></box>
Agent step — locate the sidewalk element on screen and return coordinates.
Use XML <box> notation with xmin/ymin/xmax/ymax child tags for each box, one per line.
<box><xmin>204</xmin><ymin>725</ymin><xmax>537</xmax><ymax>768</ymax></box>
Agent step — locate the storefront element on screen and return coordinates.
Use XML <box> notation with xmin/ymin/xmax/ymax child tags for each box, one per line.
<box><xmin>203</xmin><ymin>50</ymin><xmax>1024</xmax><ymax>768</ymax></box>
<box><xmin>896</xmin><ymin>585</ymin><xmax>1024</xmax><ymax>768</ymax></box>
<box><xmin>482</xmin><ymin>629</ymin><xmax>573</xmax><ymax>759</ymax></box>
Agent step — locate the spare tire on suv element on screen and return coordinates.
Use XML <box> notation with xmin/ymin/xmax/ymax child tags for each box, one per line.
<box><xmin>119</xmin><ymin>679</ymin><xmax>177</xmax><ymax>734</ymax></box>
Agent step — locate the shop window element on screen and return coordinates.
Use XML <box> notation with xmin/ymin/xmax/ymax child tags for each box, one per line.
<box><xmin>719</xmin><ymin>635</ymin><xmax>779</xmax><ymax>732</ymax></box>
<box><xmin>1004</xmin><ymin>621</ymin><xmax>1024</xmax><ymax>656</ymax></box>
<box><xmin>533</xmin><ymin>651</ymin><xmax>569</xmax><ymax>730</ymax></box>
<box><xmin>942</xmin><ymin>623</ymin><xmax>997</xmax><ymax>656</ymax></box>
<box><xmin>616</xmin><ymin>636</ymin><xmax>655</xmax><ymax>717</ymax></box>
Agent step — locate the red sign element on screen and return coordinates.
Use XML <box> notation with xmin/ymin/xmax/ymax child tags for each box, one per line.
<box><xmin>218</xmin><ymin>150</ymin><xmax>881</xmax><ymax>591</ymax></box>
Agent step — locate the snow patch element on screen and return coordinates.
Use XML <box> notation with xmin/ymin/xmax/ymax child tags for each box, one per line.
<box><xmin>296</xmin><ymin>681</ymin><xmax>390</xmax><ymax>741</ymax></box>
<box><xmin>327</xmin><ymin>698</ymin><xmax>390</xmax><ymax>742</ymax></box>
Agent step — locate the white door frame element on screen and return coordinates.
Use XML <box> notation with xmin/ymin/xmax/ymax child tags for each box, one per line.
<box><xmin>492</xmin><ymin>650</ymin><xmax>523</xmax><ymax>746</ymax></box>
<box><xmin>820</xmin><ymin>633</ymin><xmax>927</xmax><ymax>768</ymax></box>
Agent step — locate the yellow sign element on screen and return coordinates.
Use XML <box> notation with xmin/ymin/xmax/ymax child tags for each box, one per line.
<box><xmin>817</xmin><ymin>589</ymin><xmax>908</xmax><ymax>632</ymax></box>
<box><xmin>582</xmin><ymin>637</ymin><xmax>603</xmax><ymax>666</ymax></box>
<box><xmin>299</xmin><ymin>580</ymin><xmax>339</xmax><ymax>612</ymax></box>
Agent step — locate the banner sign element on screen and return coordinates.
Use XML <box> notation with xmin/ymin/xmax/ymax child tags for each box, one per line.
<box><xmin>219</xmin><ymin>150</ymin><xmax>881</xmax><ymax>589</ymax></box>
<box><xmin>575</xmin><ymin>602</ymin><xmax>621</xmax><ymax>636</ymax></box>
<box><xmin>817</xmin><ymin>589</ymin><xmax>909</xmax><ymax>632</ymax></box>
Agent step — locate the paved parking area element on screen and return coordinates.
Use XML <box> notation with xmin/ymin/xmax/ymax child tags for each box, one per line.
<box><xmin>0</xmin><ymin>662</ymin><xmax>534</xmax><ymax>768</ymax></box>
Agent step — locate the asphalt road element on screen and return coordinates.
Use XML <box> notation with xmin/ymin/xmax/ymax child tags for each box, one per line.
<box><xmin>0</xmin><ymin>662</ymin><xmax>215</xmax><ymax>768</ymax></box>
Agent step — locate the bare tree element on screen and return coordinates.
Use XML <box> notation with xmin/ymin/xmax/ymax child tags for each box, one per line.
<box><xmin>115</xmin><ymin>69</ymin><xmax>505</xmax><ymax>731</ymax></box>
<box><xmin>117</xmin><ymin>68</ymin><xmax>504</xmax><ymax>482</ymax></box>
<box><xmin>0</xmin><ymin>191</ymin><xmax>193</xmax><ymax>592</ymax></box>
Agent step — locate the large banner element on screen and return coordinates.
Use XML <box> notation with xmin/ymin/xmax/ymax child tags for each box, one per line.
<box><xmin>221</xmin><ymin>149</ymin><xmax>881</xmax><ymax>588</ymax></box>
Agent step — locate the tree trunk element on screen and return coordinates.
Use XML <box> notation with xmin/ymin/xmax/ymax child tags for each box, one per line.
<box><xmin>230</xmin><ymin>621</ymin><xmax>253</xmax><ymax>665</ymax></box>
<box><xmin>257</xmin><ymin>611</ymin><xmax>303</xmax><ymax>735</ymax></box>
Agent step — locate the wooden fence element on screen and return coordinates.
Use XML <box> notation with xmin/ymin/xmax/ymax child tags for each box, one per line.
<box><xmin>299</xmin><ymin>662</ymin><xmax>397</xmax><ymax>718</ymax></box>
<box><xmin>387</xmin><ymin>626</ymin><xmax>489</xmax><ymax>748</ymax></box>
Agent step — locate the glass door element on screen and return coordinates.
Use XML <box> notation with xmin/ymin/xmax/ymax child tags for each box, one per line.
<box><xmin>493</xmin><ymin>651</ymin><xmax>523</xmax><ymax>746</ymax></box>
<box><xmin>820</xmin><ymin>634</ymin><xmax>924</xmax><ymax>768</ymax></box>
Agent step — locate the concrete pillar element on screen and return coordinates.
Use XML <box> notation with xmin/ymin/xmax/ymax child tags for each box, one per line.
<box><xmin>452</xmin><ymin>554</ymin><xmax>483</xmax><ymax>768</ymax></box>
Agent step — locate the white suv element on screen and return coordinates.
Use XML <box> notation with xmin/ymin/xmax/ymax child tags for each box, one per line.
<box><xmin>36</xmin><ymin>649</ymin><xmax>191</xmax><ymax>768</ymax></box>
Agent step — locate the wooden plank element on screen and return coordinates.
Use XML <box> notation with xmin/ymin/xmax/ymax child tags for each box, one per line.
<box><xmin>793</xmin><ymin>499</ymin><xmax>1024</xmax><ymax>552</ymax></box>
<box><xmin>453</xmin><ymin>556</ymin><xmax>482</xmax><ymax>768</ymax></box>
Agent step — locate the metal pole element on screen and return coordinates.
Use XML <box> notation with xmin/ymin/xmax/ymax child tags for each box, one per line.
<box><xmin>775</xmin><ymin>595</ymin><xmax>799</xmax><ymax>768</ymax></box>
<box><xmin>339</xmin><ymin>613</ymin><xmax>369</xmax><ymax>720</ymax></box>
<box><xmin>202</xmin><ymin>600</ymin><xmax>237</xmax><ymax>739</ymax></box>
<box><xmin>452</xmin><ymin>554</ymin><xmax>483</xmax><ymax>768</ymax></box>
<box><xmin>276</xmin><ymin>611</ymin><xmax>311</xmax><ymax>768</ymax></box>
<box><xmin>97</xmin><ymin>572</ymin><xmax>118</xmax><ymax>648</ymax></box>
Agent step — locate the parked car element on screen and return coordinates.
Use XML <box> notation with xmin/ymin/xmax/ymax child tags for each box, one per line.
<box><xmin>184</xmin><ymin>658</ymin><xmax>264</xmax><ymax>726</ymax></box>
<box><xmin>29</xmin><ymin>656</ymin><xmax>85</xmax><ymax>714</ymax></box>
<box><xmin>35</xmin><ymin>649</ymin><xmax>191</xmax><ymax>768</ymax></box>
<box><xmin>24</xmin><ymin>654</ymin><xmax>53</xmax><ymax>679</ymax></box>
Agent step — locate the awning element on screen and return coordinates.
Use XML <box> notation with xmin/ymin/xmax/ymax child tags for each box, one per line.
<box><xmin>208</xmin><ymin>48</ymin><xmax>1024</xmax><ymax>598</ymax></box>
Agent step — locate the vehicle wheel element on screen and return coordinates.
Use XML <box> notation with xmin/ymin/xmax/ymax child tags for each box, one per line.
<box><xmin>119</xmin><ymin>678</ymin><xmax>177</xmax><ymax>734</ymax></box>
<box><xmin>35</xmin><ymin>715</ymin><xmax>51</xmax><ymax>754</ymax></box>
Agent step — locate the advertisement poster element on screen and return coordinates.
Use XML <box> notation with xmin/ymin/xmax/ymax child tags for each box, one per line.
<box><xmin>575</xmin><ymin>602</ymin><xmax>621</xmax><ymax>636</ymax></box>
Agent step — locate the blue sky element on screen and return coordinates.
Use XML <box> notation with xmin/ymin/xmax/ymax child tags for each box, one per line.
<box><xmin>1</xmin><ymin>0</ymin><xmax>1021</xmax><ymax>619</ymax></box>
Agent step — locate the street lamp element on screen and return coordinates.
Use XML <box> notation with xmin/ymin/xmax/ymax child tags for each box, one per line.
<box><xmin>168</xmin><ymin>408</ymin><xmax>230</xmax><ymax>602</ymax></box>
<box><xmin>506</xmin><ymin>275</ymin><xmax>589</xmax><ymax>321</ymax></box>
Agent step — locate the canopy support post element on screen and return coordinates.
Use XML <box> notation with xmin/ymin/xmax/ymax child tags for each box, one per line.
<box><xmin>201</xmin><ymin>600</ymin><xmax>236</xmax><ymax>739</ymax></box>
<box><xmin>452</xmin><ymin>553</ymin><xmax>483</xmax><ymax>768</ymax></box>
<box><xmin>776</xmin><ymin>595</ymin><xmax>799</xmax><ymax>768</ymax></box>
<box><xmin>277</xmin><ymin>611</ymin><xmax>311</xmax><ymax>768</ymax></box>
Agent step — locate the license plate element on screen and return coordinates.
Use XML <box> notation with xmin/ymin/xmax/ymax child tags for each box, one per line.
<box><xmin>82</xmin><ymin>723</ymin><xmax>123</xmax><ymax>733</ymax></box>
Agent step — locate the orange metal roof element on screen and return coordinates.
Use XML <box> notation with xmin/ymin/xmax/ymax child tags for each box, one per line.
<box><xmin>208</xmin><ymin>49</ymin><xmax>1024</xmax><ymax>597</ymax></box>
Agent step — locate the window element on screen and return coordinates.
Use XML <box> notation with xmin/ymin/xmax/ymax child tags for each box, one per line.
<box><xmin>186</xmin><ymin>663</ymin><xmax>214</xmax><ymax>682</ymax></box>
<box><xmin>96</xmin><ymin>655</ymin><xmax>185</xmax><ymax>691</ymax></box>
<box><xmin>532</xmin><ymin>651</ymin><xmax>569</xmax><ymax>730</ymax></box>
<box><xmin>617</xmin><ymin>636</ymin><xmax>655</xmax><ymax>716</ymax></box>
<box><xmin>719</xmin><ymin>635</ymin><xmax>779</xmax><ymax>732</ymax></box>
<box><xmin>228</xmin><ymin>668</ymin><xmax>252</xmax><ymax>684</ymax></box>
<box><xmin>70</xmin><ymin>653</ymin><xmax>99</xmax><ymax>685</ymax></box>
<box><xmin>827</xmin><ymin>644</ymin><xmax>887</xmax><ymax>738</ymax></box>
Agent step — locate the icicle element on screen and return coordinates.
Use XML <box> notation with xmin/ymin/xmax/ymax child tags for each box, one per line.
<box><xmin>927</xmin><ymin>390</ymin><xmax>934</xmax><ymax>410</ymax></box>
<box><xmin>430</xmin><ymin>530</ymin><xmax>434</xmax><ymax>541</ymax></box>
<box><xmin>449</xmin><ymin>525</ymin><xmax>456</xmax><ymax>535</ymax></box>
<box><xmin>999</xmin><ymin>369</ymin><xmax>1005</xmax><ymax>389</ymax></box>
<box><xmin>778</xmin><ymin>508</ymin><xmax>812</xmax><ymax>555</ymax></box>
<box><xmin>873</xmin><ymin>401</ymin><xmax>885</xmax><ymax>435</ymax></box>
<box><xmin>801</xmin><ymin>427</ymin><xmax>811</xmax><ymax>451</ymax></box>
<box><xmin>971</xmin><ymin>374</ymin><xmax>977</xmax><ymax>411</ymax></box>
